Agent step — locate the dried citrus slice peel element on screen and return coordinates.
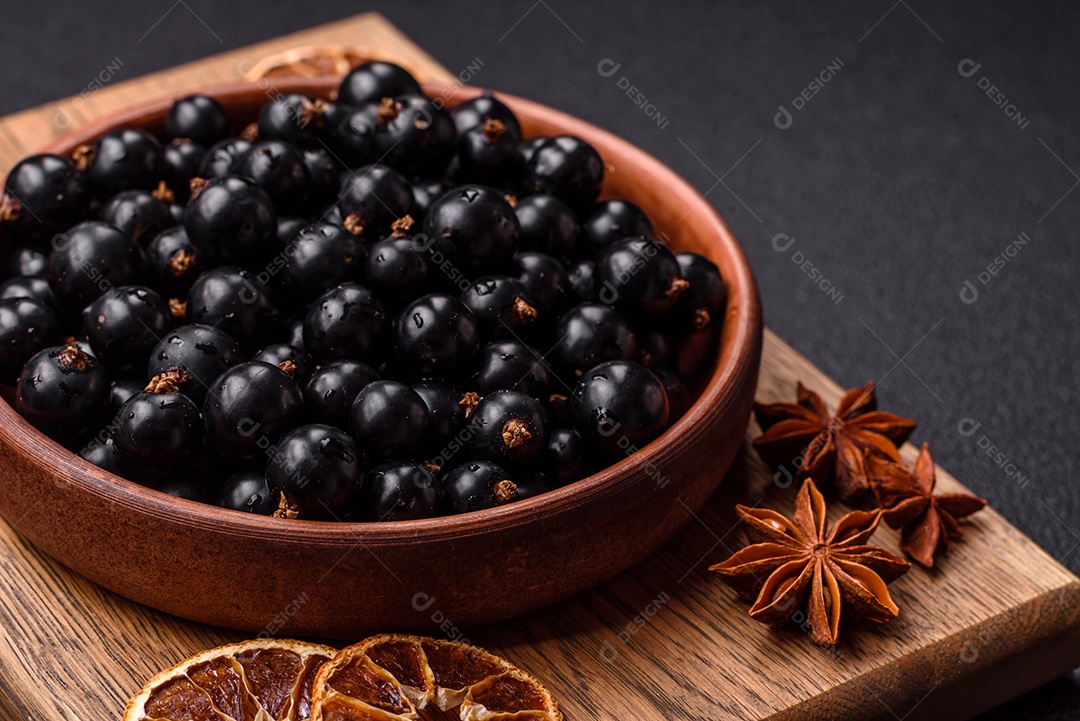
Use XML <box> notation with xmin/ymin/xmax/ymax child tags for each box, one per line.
<box><xmin>124</xmin><ymin>638</ymin><xmax>337</xmax><ymax>721</ymax></box>
<box><xmin>311</xmin><ymin>634</ymin><xmax>562</xmax><ymax>721</ymax></box>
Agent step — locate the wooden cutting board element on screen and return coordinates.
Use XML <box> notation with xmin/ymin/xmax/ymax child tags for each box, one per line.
<box><xmin>0</xmin><ymin>13</ymin><xmax>1077</xmax><ymax>721</ymax></box>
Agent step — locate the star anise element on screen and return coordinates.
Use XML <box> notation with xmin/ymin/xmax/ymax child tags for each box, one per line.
<box><xmin>753</xmin><ymin>382</ymin><xmax>917</xmax><ymax>502</ymax></box>
<box><xmin>710</xmin><ymin>478</ymin><xmax>910</xmax><ymax>646</ymax></box>
<box><xmin>866</xmin><ymin>443</ymin><xmax>987</xmax><ymax>568</ymax></box>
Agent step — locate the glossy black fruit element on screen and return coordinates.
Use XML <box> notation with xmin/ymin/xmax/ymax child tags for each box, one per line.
<box><xmin>147</xmin><ymin>324</ymin><xmax>243</xmax><ymax>405</ymax></box>
<box><xmin>0</xmin><ymin>297</ymin><xmax>61</xmax><ymax>381</ymax></box>
<box><xmin>15</xmin><ymin>345</ymin><xmax>110</xmax><ymax>440</ymax></box>
<box><xmin>637</xmin><ymin>326</ymin><xmax>675</xmax><ymax>370</ymax></box>
<box><xmin>472</xmin><ymin>340</ymin><xmax>550</xmax><ymax>398</ymax></box>
<box><xmin>393</xmin><ymin>293</ymin><xmax>479</xmax><ymax>377</ymax></box>
<box><xmin>185</xmin><ymin>266</ymin><xmax>277</xmax><ymax>350</ymax></box>
<box><xmin>78</xmin><ymin>435</ymin><xmax>128</xmax><ymax>477</ymax></box>
<box><xmin>373</xmin><ymin>94</ymin><xmax>455</xmax><ymax>178</ymax></box>
<box><xmin>411</xmin><ymin>178</ymin><xmax>448</xmax><ymax>217</ymax></box>
<box><xmin>216</xmin><ymin>470</ymin><xmax>277</xmax><ymax>515</ymax></box>
<box><xmin>232</xmin><ymin>140</ymin><xmax>310</xmax><ymax>212</ymax></box>
<box><xmin>359</xmin><ymin>461</ymin><xmax>438</xmax><ymax>521</ymax></box>
<box><xmin>571</xmin><ymin>360</ymin><xmax>669</xmax><ymax>457</ymax></box>
<box><xmin>267</xmin><ymin>423</ymin><xmax>362</xmax><ymax>516</ymax></box>
<box><xmin>155</xmin><ymin>477</ymin><xmax>209</xmax><ymax>502</ymax></box>
<box><xmin>422</xmin><ymin>186</ymin><xmax>519</xmax><ymax>273</ymax></box>
<box><xmin>184</xmin><ymin>175</ymin><xmax>276</xmax><ymax>264</ymax></box>
<box><xmin>451</xmin><ymin>94</ymin><xmax>522</xmax><ymax>142</ymax></box>
<box><xmin>365</xmin><ymin>236</ymin><xmax>431</xmax><ymax>307</ymax></box>
<box><xmin>522</xmin><ymin>135</ymin><xmax>604</xmax><ymax>210</ymax></box>
<box><xmin>595</xmin><ymin>237</ymin><xmax>687</xmax><ymax>318</ymax></box>
<box><xmin>253</xmin><ymin>342</ymin><xmax>311</xmax><ymax>381</ymax></box>
<box><xmin>447</xmin><ymin>116</ymin><xmax>517</xmax><ymax>187</ymax></box>
<box><xmin>304</xmin><ymin>359</ymin><xmax>380</xmax><ymax>428</ymax></box>
<box><xmin>99</xmin><ymin>189</ymin><xmax>173</xmax><ymax>245</ymax></box>
<box><xmin>146</xmin><ymin>226</ymin><xmax>204</xmax><ymax>297</ymax></box>
<box><xmin>109</xmin><ymin>376</ymin><xmax>144</xmax><ymax>414</ymax></box>
<box><xmin>202</xmin><ymin>360</ymin><xmax>304</xmax><ymax>459</ymax></box>
<box><xmin>113</xmin><ymin>372</ymin><xmax>203</xmax><ymax>473</ymax></box>
<box><xmin>319</xmin><ymin>103</ymin><xmax>377</xmax><ymax>168</ymax></box>
<box><xmin>566</xmin><ymin>259</ymin><xmax>596</xmax><ymax>303</ymax></box>
<box><xmin>48</xmin><ymin>220</ymin><xmax>147</xmax><ymax>312</ymax></box>
<box><xmin>2</xmin><ymin>245</ymin><xmax>48</xmax><ymax>278</ymax></box>
<box><xmin>542</xmin><ymin>426</ymin><xmax>591</xmax><ymax>487</ymax></box>
<box><xmin>514</xmin><ymin>194</ymin><xmax>578</xmax><ymax>262</ymax></box>
<box><xmin>349</xmin><ymin>380</ymin><xmax>429</xmax><ymax>458</ymax></box>
<box><xmin>198</xmin><ymin>137</ymin><xmax>252</xmax><ymax>179</ymax></box>
<box><xmin>655</xmin><ymin>369</ymin><xmax>692</xmax><ymax>422</ymax></box>
<box><xmin>338</xmin><ymin>61</ymin><xmax>422</xmax><ymax>106</ymax></box>
<box><xmin>85</xmin><ymin>285</ymin><xmax>173</xmax><ymax>371</ymax></box>
<box><xmin>550</xmin><ymin>303</ymin><xmax>637</xmax><ymax>379</ymax></box>
<box><xmin>256</xmin><ymin>93</ymin><xmax>321</xmax><ymax>147</ymax></box>
<box><xmin>460</xmin><ymin>275</ymin><xmax>539</xmax><ymax>338</ymax></box>
<box><xmin>272</xmin><ymin>222</ymin><xmax>366</xmax><ymax>301</ymax></box>
<box><xmin>411</xmin><ymin>379</ymin><xmax>470</xmax><ymax>457</ymax></box>
<box><xmin>580</xmin><ymin>199</ymin><xmax>654</xmax><ymax>255</ymax></box>
<box><xmin>336</xmin><ymin>164</ymin><xmax>415</xmax><ymax>240</ymax></box>
<box><xmin>0</xmin><ymin>277</ymin><xmax>54</xmax><ymax>306</ymax></box>
<box><xmin>165</xmin><ymin>95</ymin><xmax>230</xmax><ymax>147</ymax></box>
<box><xmin>162</xmin><ymin>141</ymin><xmax>207</xmax><ymax>205</ymax></box>
<box><xmin>80</xmin><ymin>128</ymin><xmax>165</xmax><ymax>199</ymax></box>
<box><xmin>301</xmin><ymin>148</ymin><xmax>339</xmax><ymax>208</ymax></box>
<box><xmin>2</xmin><ymin>154</ymin><xmax>89</xmax><ymax>242</ymax></box>
<box><xmin>510</xmin><ymin>251</ymin><xmax>571</xmax><ymax>317</ymax></box>
<box><xmin>302</xmin><ymin>283</ymin><xmax>386</xmax><ymax>364</ymax></box>
<box><xmin>438</xmin><ymin>460</ymin><xmax>518</xmax><ymax>514</ymax></box>
<box><xmin>675</xmin><ymin>252</ymin><xmax>726</xmax><ymax>331</ymax></box>
<box><xmin>468</xmin><ymin>389</ymin><xmax>549</xmax><ymax>466</ymax></box>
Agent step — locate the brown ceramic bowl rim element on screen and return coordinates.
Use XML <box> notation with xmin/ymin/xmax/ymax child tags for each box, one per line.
<box><xmin>17</xmin><ymin>78</ymin><xmax>760</xmax><ymax>544</ymax></box>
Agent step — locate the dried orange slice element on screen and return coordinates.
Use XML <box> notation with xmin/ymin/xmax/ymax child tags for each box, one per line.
<box><xmin>124</xmin><ymin>638</ymin><xmax>337</xmax><ymax>721</ymax></box>
<box><xmin>311</xmin><ymin>634</ymin><xmax>562</xmax><ymax>720</ymax></box>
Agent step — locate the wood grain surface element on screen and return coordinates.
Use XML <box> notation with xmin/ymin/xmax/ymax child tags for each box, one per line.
<box><xmin>0</xmin><ymin>12</ymin><xmax>1077</xmax><ymax>721</ymax></box>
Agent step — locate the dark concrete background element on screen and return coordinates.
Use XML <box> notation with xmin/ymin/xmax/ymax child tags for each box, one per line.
<box><xmin>1</xmin><ymin>1</ymin><xmax>1078</xmax><ymax>718</ymax></box>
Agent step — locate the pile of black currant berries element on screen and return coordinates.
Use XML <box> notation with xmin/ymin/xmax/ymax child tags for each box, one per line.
<box><xmin>0</xmin><ymin>61</ymin><xmax>727</xmax><ymax>522</ymax></box>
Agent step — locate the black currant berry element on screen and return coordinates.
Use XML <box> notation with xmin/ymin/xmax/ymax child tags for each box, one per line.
<box><xmin>394</xmin><ymin>293</ymin><xmax>479</xmax><ymax>377</ymax></box>
<box><xmin>468</xmin><ymin>389</ymin><xmax>549</xmax><ymax>466</ymax></box>
<box><xmin>422</xmin><ymin>185</ymin><xmax>520</xmax><ymax>274</ymax></box>
<box><xmin>509</xmin><ymin>251</ymin><xmax>571</xmax><ymax>318</ymax></box>
<box><xmin>15</xmin><ymin>345</ymin><xmax>109</xmax><ymax>440</ymax></box>
<box><xmin>256</xmin><ymin>93</ymin><xmax>322</xmax><ymax>147</ymax></box>
<box><xmin>336</xmin><ymin>164</ymin><xmax>415</xmax><ymax>241</ymax></box>
<box><xmin>185</xmin><ymin>266</ymin><xmax>277</xmax><ymax>350</ymax></box>
<box><xmin>109</xmin><ymin>376</ymin><xmax>144</xmax><ymax>414</ymax></box>
<box><xmin>595</xmin><ymin>237</ymin><xmax>687</xmax><ymax>318</ymax></box>
<box><xmin>268</xmin><ymin>423</ymin><xmax>362</xmax><ymax>517</ymax></box>
<box><xmin>0</xmin><ymin>277</ymin><xmax>54</xmax><ymax>306</ymax></box>
<box><xmin>86</xmin><ymin>285</ymin><xmax>173</xmax><ymax>371</ymax></box>
<box><xmin>198</xmin><ymin>137</ymin><xmax>252</xmax><ymax>179</ymax></box>
<box><xmin>514</xmin><ymin>194</ymin><xmax>578</xmax><ymax>262</ymax></box>
<box><xmin>233</xmin><ymin>140</ymin><xmax>310</xmax><ymax>213</ymax></box>
<box><xmin>302</xmin><ymin>283</ymin><xmax>387</xmax><ymax>364</ymax></box>
<box><xmin>654</xmin><ymin>369</ymin><xmax>692</xmax><ymax>422</ymax></box>
<box><xmin>48</xmin><ymin>220</ymin><xmax>147</xmax><ymax>312</ymax></box>
<box><xmin>155</xmin><ymin>477</ymin><xmax>210</xmax><ymax>502</ymax></box>
<box><xmin>216</xmin><ymin>470</ymin><xmax>277</xmax><ymax>515</ymax></box>
<box><xmin>253</xmin><ymin>342</ymin><xmax>310</xmax><ymax>381</ymax></box>
<box><xmin>202</xmin><ymin>360</ymin><xmax>304</xmax><ymax>459</ymax></box>
<box><xmin>637</xmin><ymin>326</ymin><xmax>675</xmax><ymax>371</ymax></box>
<box><xmin>412</xmin><ymin>179</ymin><xmax>448</xmax><ymax>217</ymax></box>
<box><xmin>359</xmin><ymin>461</ymin><xmax>438</xmax><ymax>522</ymax></box>
<box><xmin>452</xmin><ymin>94</ymin><xmax>522</xmax><ymax>142</ymax></box>
<box><xmin>281</xmin><ymin>314</ymin><xmax>306</xmax><ymax>351</ymax></box>
<box><xmin>365</xmin><ymin>236</ymin><xmax>431</xmax><ymax>308</ymax></box>
<box><xmin>184</xmin><ymin>175</ymin><xmax>276</xmax><ymax>265</ymax></box>
<box><xmin>411</xmin><ymin>379</ymin><xmax>470</xmax><ymax>455</ymax></box>
<box><xmin>522</xmin><ymin>135</ymin><xmax>604</xmax><ymax>211</ymax></box>
<box><xmin>338</xmin><ymin>61</ymin><xmax>422</xmax><ymax>106</ymax></box>
<box><xmin>675</xmin><ymin>252</ymin><xmax>726</xmax><ymax>331</ymax></box>
<box><xmin>447</xmin><ymin>117</ymin><xmax>517</xmax><ymax>187</ymax></box>
<box><xmin>100</xmin><ymin>189</ymin><xmax>173</xmax><ymax>244</ymax></box>
<box><xmin>2</xmin><ymin>245</ymin><xmax>48</xmax><ymax>278</ymax></box>
<box><xmin>273</xmin><ymin>222</ymin><xmax>366</xmax><ymax>301</ymax></box>
<box><xmin>163</xmin><ymin>140</ymin><xmax>207</xmax><ymax>203</ymax></box>
<box><xmin>513</xmin><ymin>470</ymin><xmax>554</xmax><ymax>500</ymax></box>
<box><xmin>438</xmin><ymin>460</ymin><xmax>518</xmax><ymax>514</ymax></box>
<box><xmin>166</xmin><ymin>95</ymin><xmax>230</xmax><ymax>147</ymax></box>
<box><xmin>542</xmin><ymin>426</ymin><xmax>591</xmax><ymax>487</ymax></box>
<box><xmin>1</xmin><ymin>154</ymin><xmax>89</xmax><ymax>242</ymax></box>
<box><xmin>571</xmin><ymin>360</ymin><xmax>669</xmax><ymax>457</ymax></box>
<box><xmin>148</xmin><ymin>324</ymin><xmax>243</xmax><ymax>405</ymax></box>
<box><xmin>146</xmin><ymin>226</ymin><xmax>204</xmax><ymax>298</ymax></box>
<box><xmin>78</xmin><ymin>435</ymin><xmax>128</xmax><ymax>478</ymax></box>
<box><xmin>304</xmin><ymin>359</ymin><xmax>380</xmax><ymax>428</ymax></box>
<box><xmin>472</xmin><ymin>340</ymin><xmax>550</xmax><ymax>398</ymax></box>
<box><xmin>0</xmin><ymin>297</ymin><xmax>61</xmax><ymax>381</ymax></box>
<box><xmin>349</xmin><ymin>380</ymin><xmax>429</xmax><ymax>458</ymax></box>
<box><xmin>113</xmin><ymin>370</ymin><xmax>203</xmax><ymax>474</ymax></box>
<box><xmin>580</xmin><ymin>199</ymin><xmax>654</xmax><ymax>255</ymax></box>
<box><xmin>566</xmin><ymin>259</ymin><xmax>596</xmax><ymax>303</ymax></box>
<box><xmin>77</xmin><ymin>128</ymin><xmax>165</xmax><ymax>200</ymax></box>
<box><xmin>550</xmin><ymin>303</ymin><xmax>637</xmax><ymax>379</ymax></box>
<box><xmin>302</xmin><ymin>148</ymin><xmax>339</xmax><ymax>208</ymax></box>
<box><xmin>460</xmin><ymin>275</ymin><xmax>539</xmax><ymax>338</ymax></box>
